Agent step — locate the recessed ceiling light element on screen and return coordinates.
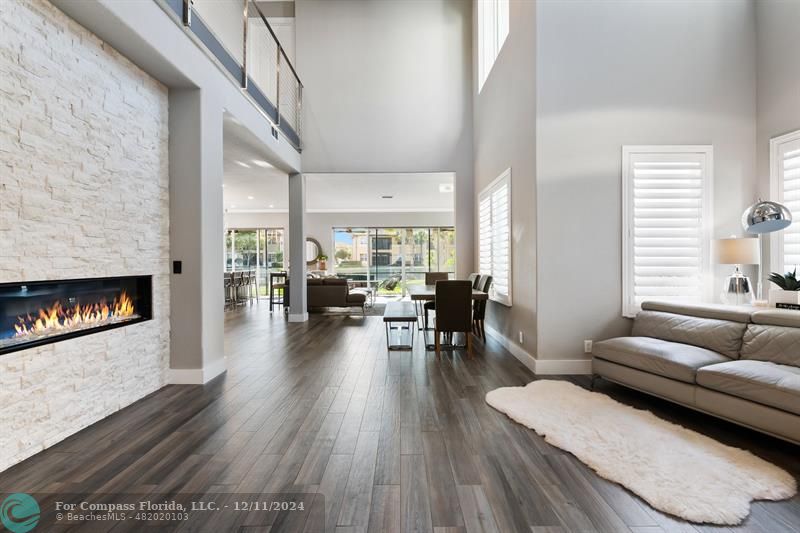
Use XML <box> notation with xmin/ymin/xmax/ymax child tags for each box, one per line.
<box><xmin>439</xmin><ymin>183</ymin><xmax>454</xmax><ymax>193</ymax></box>
<box><xmin>231</xmin><ymin>204</ymin><xmax>237</xmax><ymax>208</ymax></box>
<box><xmin>381</xmin><ymin>195</ymin><xmax>394</xmax><ymax>199</ymax></box>
<box><xmin>269</xmin><ymin>204</ymin><xmax>274</xmax><ymax>208</ymax></box>
<box><xmin>234</xmin><ymin>160</ymin><xmax>251</xmax><ymax>168</ymax></box>
<box><xmin>252</xmin><ymin>159</ymin><xmax>273</xmax><ymax>168</ymax></box>
<box><xmin>221</xmin><ymin>184</ymin><xmax>226</xmax><ymax>188</ymax></box>
<box><xmin>247</xmin><ymin>196</ymin><xmax>254</xmax><ymax>200</ymax></box>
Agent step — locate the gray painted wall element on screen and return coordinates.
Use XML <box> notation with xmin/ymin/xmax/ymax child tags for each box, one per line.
<box><xmin>535</xmin><ymin>0</ymin><xmax>758</xmax><ymax>362</ymax></box>
<box><xmin>295</xmin><ymin>0</ymin><xmax>474</xmax><ymax>277</ymax></box>
<box><xmin>755</xmin><ymin>0</ymin><xmax>800</xmax><ymax>204</ymax></box>
<box><xmin>473</xmin><ymin>0</ymin><xmax>538</xmax><ymax>355</ymax></box>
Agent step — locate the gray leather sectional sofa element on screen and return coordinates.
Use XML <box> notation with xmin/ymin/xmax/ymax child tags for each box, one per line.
<box><xmin>592</xmin><ymin>301</ymin><xmax>800</xmax><ymax>444</ymax></box>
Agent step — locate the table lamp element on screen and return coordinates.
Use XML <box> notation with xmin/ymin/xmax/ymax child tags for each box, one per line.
<box><xmin>714</xmin><ymin>237</ymin><xmax>759</xmax><ymax>305</ymax></box>
<box><xmin>741</xmin><ymin>199</ymin><xmax>792</xmax><ymax>300</ymax></box>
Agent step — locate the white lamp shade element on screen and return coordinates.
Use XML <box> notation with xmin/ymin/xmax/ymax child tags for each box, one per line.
<box><xmin>714</xmin><ymin>237</ymin><xmax>759</xmax><ymax>265</ymax></box>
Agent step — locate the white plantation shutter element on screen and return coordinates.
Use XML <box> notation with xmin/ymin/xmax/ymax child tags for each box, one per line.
<box><xmin>771</xmin><ymin>130</ymin><xmax>800</xmax><ymax>274</ymax></box>
<box><xmin>623</xmin><ymin>146</ymin><xmax>713</xmax><ymax>317</ymax></box>
<box><xmin>479</xmin><ymin>169</ymin><xmax>512</xmax><ymax>306</ymax></box>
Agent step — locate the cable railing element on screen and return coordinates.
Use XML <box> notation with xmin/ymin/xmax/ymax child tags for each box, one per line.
<box><xmin>160</xmin><ymin>0</ymin><xmax>303</xmax><ymax>151</ymax></box>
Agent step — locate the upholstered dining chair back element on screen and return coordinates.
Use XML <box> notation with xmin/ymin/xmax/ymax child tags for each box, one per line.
<box><xmin>479</xmin><ymin>275</ymin><xmax>493</xmax><ymax>294</ymax></box>
<box><xmin>434</xmin><ymin>280</ymin><xmax>473</xmax><ymax>333</ymax></box>
<box><xmin>425</xmin><ymin>272</ymin><xmax>450</xmax><ymax>285</ymax></box>
<box><xmin>473</xmin><ymin>275</ymin><xmax>493</xmax><ymax>316</ymax></box>
<box><xmin>467</xmin><ymin>273</ymin><xmax>480</xmax><ymax>288</ymax></box>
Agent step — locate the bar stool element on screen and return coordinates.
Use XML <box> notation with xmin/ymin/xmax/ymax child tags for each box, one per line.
<box><xmin>243</xmin><ymin>271</ymin><xmax>254</xmax><ymax>305</ymax></box>
<box><xmin>270</xmin><ymin>271</ymin><xmax>288</xmax><ymax>312</ymax></box>
<box><xmin>224</xmin><ymin>272</ymin><xmax>234</xmax><ymax>310</ymax></box>
<box><xmin>233</xmin><ymin>271</ymin><xmax>245</xmax><ymax>306</ymax></box>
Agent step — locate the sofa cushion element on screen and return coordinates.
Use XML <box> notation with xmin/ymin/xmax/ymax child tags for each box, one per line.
<box><xmin>592</xmin><ymin>337</ymin><xmax>731</xmax><ymax>384</ymax></box>
<box><xmin>346</xmin><ymin>292</ymin><xmax>367</xmax><ymax>304</ymax></box>
<box><xmin>697</xmin><ymin>360</ymin><xmax>800</xmax><ymax>416</ymax></box>
<box><xmin>641</xmin><ymin>301</ymin><xmax>752</xmax><ymax>323</ymax></box>
<box><xmin>631</xmin><ymin>310</ymin><xmax>747</xmax><ymax>358</ymax></box>
<box><xmin>739</xmin><ymin>324</ymin><xmax>800</xmax><ymax>368</ymax></box>
<box><xmin>324</xmin><ymin>278</ymin><xmax>348</xmax><ymax>286</ymax></box>
<box><xmin>307</xmin><ymin>278</ymin><xmax>324</xmax><ymax>286</ymax></box>
<box><xmin>751</xmin><ymin>309</ymin><xmax>800</xmax><ymax>328</ymax></box>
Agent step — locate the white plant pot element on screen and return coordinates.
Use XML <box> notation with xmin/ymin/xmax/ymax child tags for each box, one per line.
<box><xmin>768</xmin><ymin>289</ymin><xmax>800</xmax><ymax>307</ymax></box>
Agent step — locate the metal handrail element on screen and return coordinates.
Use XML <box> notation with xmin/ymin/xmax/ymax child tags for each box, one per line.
<box><xmin>250</xmin><ymin>1</ymin><xmax>303</xmax><ymax>89</ymax></box>
<box><xmin>165</xmin><ymin>0</ymin><xmax>303</xmax><ymax>150</ymax></box>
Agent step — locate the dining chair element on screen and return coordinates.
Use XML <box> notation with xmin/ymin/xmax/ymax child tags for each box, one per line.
<box><xmin>423</xmin><ymin>272</ymin><xmax>451</xmax><ymax>330</ymax></box>
<box><xmin>468</xmin><ymin>273</ymin><xmax>480</xmax><ymax>288</ymax></box>
<box><xmin>425</xmin><ymin>272</ymin><xmax>450</xmax><ymax>285</ymax></box>
<box><xmin>473</xmin><ymin>275</ymin><xmax>493</xmax><ymax>341</ymax></box>
<box><xmin>433</xmin><ymin>280</ymin><xmax>473</xmax><ymax>359</ymax></box>
<box><xmin>270</xmin><ymin>271</ymin><xmax>288</xmax><ymax>312</ymax></box>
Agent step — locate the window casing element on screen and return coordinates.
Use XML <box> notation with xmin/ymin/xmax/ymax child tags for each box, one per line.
<box><xmin>477</xmin><ymin>0</ymin><xmax>509</xmax><ymax>92</ymax></box>
<box><xmin>622</xmin><ymin>146</ymin><xmax>714</xmax><ymax>317</ymax></box>
<box><xmin>770</xmin><ymin>130</ymin><xmax>800</xmax><ymax>275</ymax></box>
<box><xmin>479</xmin><ymin>169</ymin><xmax>512</xmax><ymax>306</ymax></box>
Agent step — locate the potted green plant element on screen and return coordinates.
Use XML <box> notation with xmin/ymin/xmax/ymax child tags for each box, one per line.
<box><xmin>318</xmin><ymin>254</ymin><xmax>328</xmax><ymax>271</ymax></box>
<box><xmin>767</xmin><ymin>268</ymin><xmax>800</xmax><ymax>307</ymax></box>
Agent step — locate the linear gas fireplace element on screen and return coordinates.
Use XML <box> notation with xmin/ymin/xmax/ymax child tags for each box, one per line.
<box><xmin>0</xmin><ymin>276</ymin><xmax>152</xmax><ymax>355</ymax></box>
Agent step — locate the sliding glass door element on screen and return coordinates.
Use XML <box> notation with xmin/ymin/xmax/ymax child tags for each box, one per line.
<box><xmin>332</xmin><ymin>227</ymin><xmax>456</xmax><ymax>296</ymax></box>
<box><xmin>225</xmin><ymin>228</ymin><xmax>285</xmax><ymax>298</ymax></box>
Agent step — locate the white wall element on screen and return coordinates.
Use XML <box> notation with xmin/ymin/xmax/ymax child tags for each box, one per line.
<box><xmin>0</xmin><ymin>0</ymin><xmax>169</xmax><ymax>471</ymax></box>
<box><xmin>295</xmin><ymin>0</ymin><xmax>474</xmax><ymax>277</ymax></box>
<box><xmin>535</xmin><ymin>0</ymin><xmax>758</xmax><ymax>363</ymax></box>
<box><xmin>473</xmin><ymin>0</ymin><xmax>538</xmax><ymax>358</ymax></box>
<box><xmin>755</xmin><ymin>0</ymin><xmax>800</xmax><ymax>202</ymax></box>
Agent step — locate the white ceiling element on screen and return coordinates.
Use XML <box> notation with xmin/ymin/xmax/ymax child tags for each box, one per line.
<box><xmin>223</xmin><ymin>119</ymin><xmax>455</xmax><ymax>213</ymax></box>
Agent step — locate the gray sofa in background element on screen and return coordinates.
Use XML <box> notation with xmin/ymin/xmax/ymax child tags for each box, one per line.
<box><xmin>592</xmin><ymin>301</ymin><xmax>800</xmax><ymax>444</ymax></box>
<box><xmin>306</xmin><ymin>277</ymin><xmax>366</xmax><ymax>313</ymax></box>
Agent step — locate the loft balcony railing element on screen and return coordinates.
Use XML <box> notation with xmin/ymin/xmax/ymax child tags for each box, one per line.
<box><xmin>158</xmin><ymin>0</ymin><xmax>303</xmax><ymax>151</ymax></box>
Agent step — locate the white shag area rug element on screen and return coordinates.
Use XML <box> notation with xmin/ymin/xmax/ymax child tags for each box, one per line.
<box><xmin>485</xmin><ymin>380</ymin><xmax>797</xmax><ymax>525</ymax></box>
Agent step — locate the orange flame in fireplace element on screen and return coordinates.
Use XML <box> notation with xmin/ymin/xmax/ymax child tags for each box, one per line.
<box><xmin>13</xmin><ymin>291</ymin><xmax>136</xmax><ymax>338</ymax></box>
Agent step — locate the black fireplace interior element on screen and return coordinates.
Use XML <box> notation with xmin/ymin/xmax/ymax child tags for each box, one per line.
<box><xmin>0</xmin><ymin>276</ymin><xmax>152</xmax><ymax>355</ymax></box>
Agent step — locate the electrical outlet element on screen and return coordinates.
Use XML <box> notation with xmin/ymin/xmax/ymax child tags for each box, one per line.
<box><xmin>584</xmin><ymin>340</ymin><xmax>593</xmax><ymax>353</ymax></box>
<box><xmin>519</xmin><ymin>331</ymin><xmax>524</xmax><ymax>344</ymax></box>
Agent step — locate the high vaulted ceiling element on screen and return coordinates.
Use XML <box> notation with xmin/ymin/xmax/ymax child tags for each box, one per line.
<box><xmin>223</xmin><ymin>116</ymin><xmax>455</xmax><ymax>213</ymax></box>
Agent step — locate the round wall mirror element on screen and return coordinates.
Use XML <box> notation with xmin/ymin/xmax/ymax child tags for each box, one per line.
<box><xmin>306</xmin><ymin>238</ymin><xmax>322</xmax><ymax>265</ymax></box>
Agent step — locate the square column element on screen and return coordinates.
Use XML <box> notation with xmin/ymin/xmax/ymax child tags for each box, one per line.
<box><xmin>288</xmin><ymin>172</ymin><xmax>308</xmax><ymax>322</ymax></box>
<box><xmin>168</xmin><ymin>88</ymin><xmax>226</xmax><ymax>383</ymax></box>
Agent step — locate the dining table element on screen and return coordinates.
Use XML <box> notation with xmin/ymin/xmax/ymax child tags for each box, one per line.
<box><xmin>406</xmin><ymin>284</ymin><xmax>489</xmax><ymax>302</ymax></box>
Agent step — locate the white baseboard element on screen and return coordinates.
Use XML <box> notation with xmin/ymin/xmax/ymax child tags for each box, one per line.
<box><xmin>484</xmin><ymin>324</ymin><xmax>537</xmax><ymax>373</ymax></box>
<box><xmin>483</xmin><ymin>324</ymin><xmax>592</xmax><ymax>375</ymax></box>
<box><xmin>288</xmin><ymin>312</ymin><xmax>309</xmax><ymax>322</ymax></box>
<box><xmin>170</xmin><ymin>356</ymin><xmax>227</xmax><ymax>384</ymax></box>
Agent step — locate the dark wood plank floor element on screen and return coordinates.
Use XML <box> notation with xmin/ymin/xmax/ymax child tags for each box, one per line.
<box><xmin>1</xmin><ymin>306</ymin><xmax>798</xmax><ymax>532</ymax></box>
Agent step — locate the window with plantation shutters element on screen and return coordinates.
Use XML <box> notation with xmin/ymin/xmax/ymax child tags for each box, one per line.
<box><xmin>479</xmin><ymin>169</ymin><xmax>512</xmax><ymax>306</ymax></box>
<box><xmin>622</xmin><ymin>146</ymin><xmax>714</xmax><ymax>317</ymax></box>
<box><xmin>770</xmin><ymin>130</ymin><xmax>800</xmax><ymax>274</ymax></box>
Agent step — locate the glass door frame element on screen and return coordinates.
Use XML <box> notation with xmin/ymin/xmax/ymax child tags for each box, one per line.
<box><xmin>225</xmin><ymin>227</ymin><xmax>285</xmax><ymax>300</ymax></box>
<box><xmin>332</xmin><ymin>226</ymin><xmax>456</xmax><ymax>297</ymax></box>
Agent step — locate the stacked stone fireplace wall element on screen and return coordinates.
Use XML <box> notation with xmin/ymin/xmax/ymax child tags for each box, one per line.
<box><xmin>0</xmin><ymin>0</ymin><xmax>170</xmax><ymax>471</ymax></box>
